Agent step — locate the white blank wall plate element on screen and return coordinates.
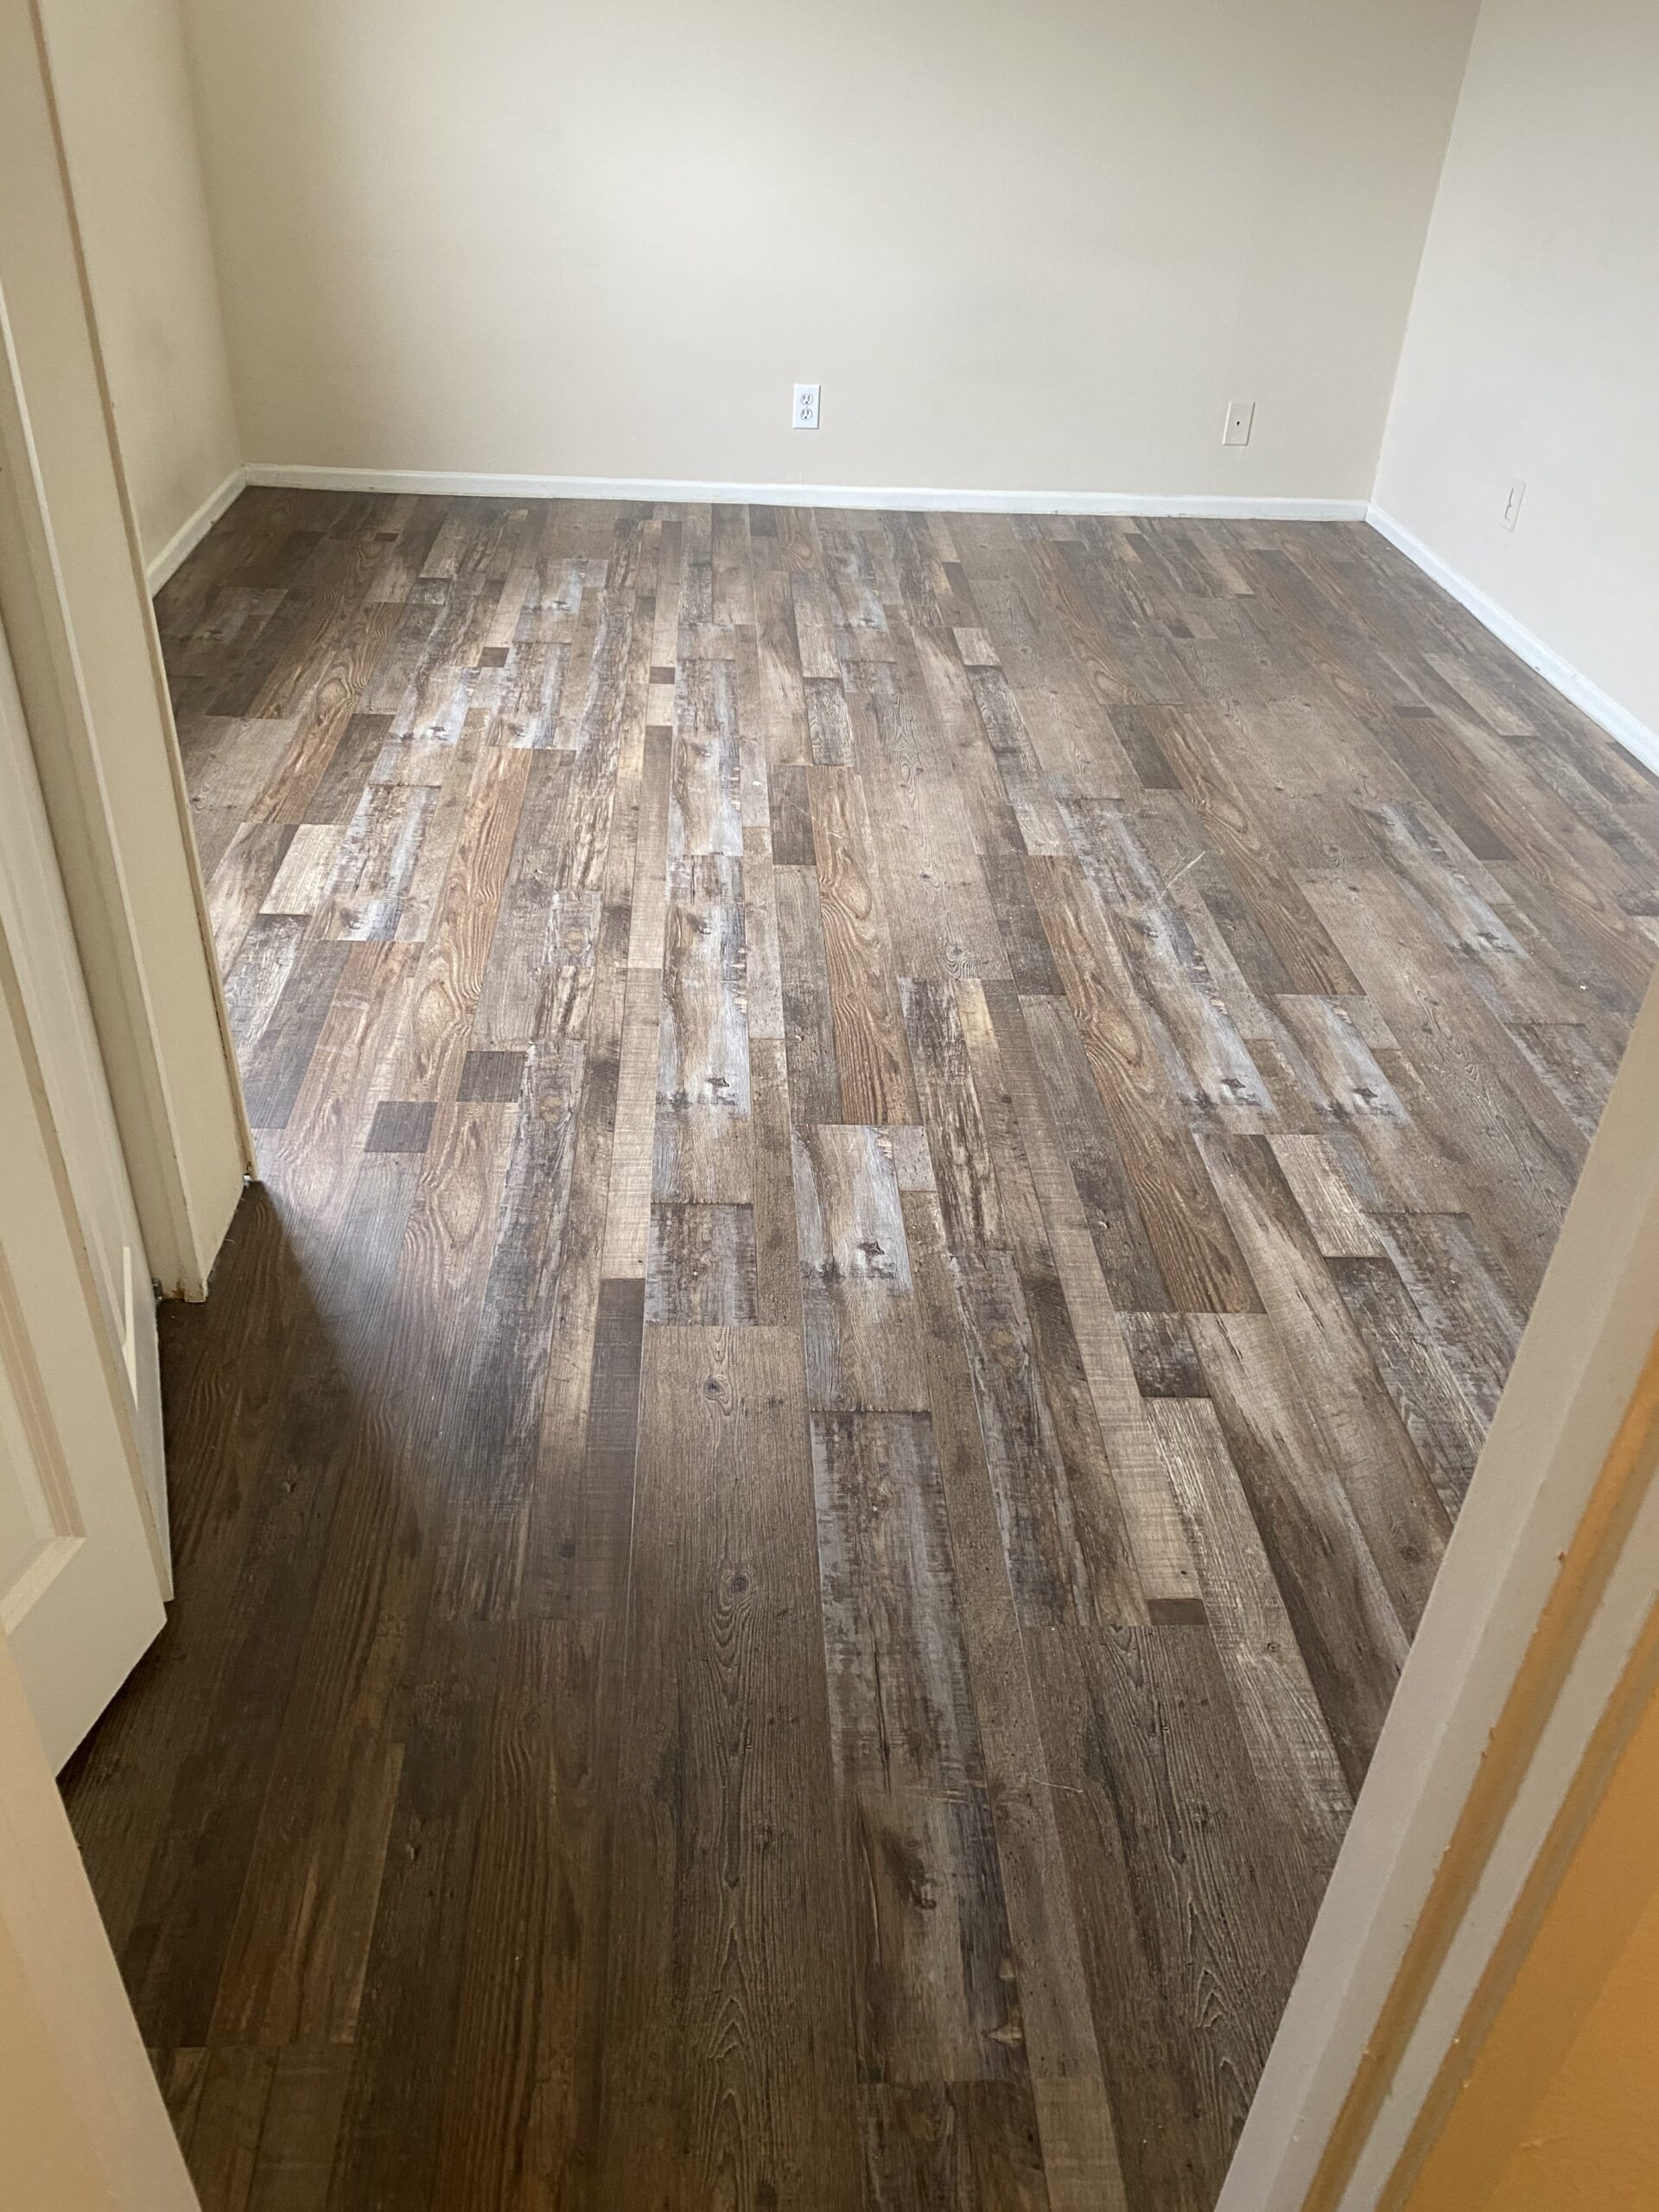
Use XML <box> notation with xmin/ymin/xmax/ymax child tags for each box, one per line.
<box><xmin>1223</xmin><ymin>399</ymin><xmax>1256</xmax><ymax>448</ymax></box>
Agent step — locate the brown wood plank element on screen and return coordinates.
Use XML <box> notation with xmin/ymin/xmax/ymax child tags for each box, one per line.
<box><xmin>652</xmin><ymin>853</ymin><xmax>752</xmax><ymax>1203</ymax></box>
<box><xmin>792</xmin><ymin>1121</ymin><xmax>928</xmax><ymax>1414</ymax></box>
<box><xmin>899</xmin><ymin>1185</ymin><xmax>1128</xmax><ymax>2205</ymax></box>
<box><xmin>813</xmin><ymin>1411</ymin><xmax>1024</xmax><ymax>2082</ymax></box>
<box><xmin>1199</xmin><ymin>1131</ymin><xmax>1452</xmax><ymax>1637</ymax></box>
<box><xmin>645</xmin><ymin>1200</ymin><xmax>759</xmax><ymax>1324</ymax></box>
<box><xmin>1027</xmin><ymin>1622</ymin><xmax>1331</xmax><ymax>2212</ymax></box>
<box><xmin>599</xmin><ymin>1326</ymin><xmax>862</xmax><ymax>2209</ymax></box>
<box><xmin>429</xmin><ymin>1624</ymin><xmax>615</xmax><ymax>2209</ymax></box>
<box><xmin>1029</xmin><ymin>855</ymin><xmax>1261</xmax><ymax>1313</ymax></box>
<box><xmin>775</xmin><ymin>861</ymin><xmax>844</xmax><ymax>1125</ymax></box>
<box><xmin>808</xmin><ymin>765</ymin><xmax>918</xmax><ymax>1123</ymax></box>
<box><xmin>861</xmin><ymin>2082</ymin><xmax>1051</xmax><ymax>2210</ymax></box>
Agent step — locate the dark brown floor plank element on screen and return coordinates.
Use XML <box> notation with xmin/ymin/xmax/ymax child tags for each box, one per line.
<box><xmin>598</xmin><ymin>1326</ymin><xmax>863</xmax><ymax>2209</ymax></box>
<box><xmin>429</xmin><ymin>1624</ymin><xmax>615</xmax><ymax>2210</ymax></box>
<box><xmin>812</xmin><ymin>1410</ymin><xmax>1024</xmax><ymax>2084</ymax></box>
<box><xmin>1028</xmin><ymin>1621</ymin><xmax>1330</xmax><ymax>2212</ymax></box>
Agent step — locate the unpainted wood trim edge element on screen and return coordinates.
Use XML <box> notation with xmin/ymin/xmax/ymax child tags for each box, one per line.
<box><xmin>1367</xmin><ymin>505</ymin><xmax>1659</xmax><ymax>779</ymax></box>
<box><xmin>1300</xmin><ymin>1326</ymin><xmax>1659</xmax><ymax>2212</ymax></box>
<box><xmin>244</xmin><ymin>463</ymin><xmax>1370</xmax><ymax>523</ymax></box>
<box><xmin>1378</xmin><ymin>1551</ymin><xmax>1659</xmax><ymax>2211</ymax></box>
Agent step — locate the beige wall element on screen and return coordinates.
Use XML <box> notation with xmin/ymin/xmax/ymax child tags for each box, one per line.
<box><xmin>1375</xmin><ymin>0</ymin><xmax>1659</xmax><ymax>748</ymax></box>
<box><xmin>39</xmin><ymin>0</ymin><xmax>240</xmax><ymax>575</ymax></box>
<box><xmin>175</xmin><ymin>0</ymin><xmax>1477</xmax><ymax>503</ymax></box>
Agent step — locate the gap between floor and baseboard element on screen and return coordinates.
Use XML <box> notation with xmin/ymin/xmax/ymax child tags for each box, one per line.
<box><xmin>1368</xmin><ymin>505</ymin><xmax>1659</xmax><ymax>782</ymax></box>
<box><xmin>241</xmin><ymin>462</ymin><xmax>1369</xmax><ymax>524</ymax></box>
<box><xmin>144</xmin><ymin>466</ymin><xmax>247</xmax><ymax>594</ymax></box>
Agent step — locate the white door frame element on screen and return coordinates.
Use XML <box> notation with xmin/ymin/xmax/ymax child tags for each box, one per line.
<box><xmin>1222</xmin><ymin>967</ymin><xmax>1659</xmax><ymax>2210</ymax></box>
<box><xmin>0</xmin><ymin>0</ymin><xmax>250</xmax><ymax>1301</ymax></box>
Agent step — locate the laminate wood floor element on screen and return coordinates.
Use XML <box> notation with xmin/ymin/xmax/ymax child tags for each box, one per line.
<box><xmin>62</xmin><ymin>492</ymin><xmax>1659</xmax><ymax>2211</ymax></box>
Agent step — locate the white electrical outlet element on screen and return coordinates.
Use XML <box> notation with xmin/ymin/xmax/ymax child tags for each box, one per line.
<box><xmin>1503</xmin><ymin>477</ymin><xmax>1526</xmax><ymax>532</ymax></box>
<box><xmin>1223</xmin><ymin>399</ymin><xmax>1255</xmax><ymax>448</ymax></box>
<box><xmin>792</xmin><ymin>382</ymin><xmax>821</xmax><ymax>430</ymax></box>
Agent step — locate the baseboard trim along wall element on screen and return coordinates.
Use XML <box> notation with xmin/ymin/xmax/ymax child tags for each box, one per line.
<box><xmin>144</xmin><ymin>467</ymin><xmax>247</xmax><ymax>594</ymax></box>
<box><xmin>1368</xmin><ymin>505</ymin><xmax>1659</xmax><ymax>781</ymax></box>
<box><xmin>243</xmin><ymin>463</ymin><xmax>1369</xmax><ymax>524</ymax></box>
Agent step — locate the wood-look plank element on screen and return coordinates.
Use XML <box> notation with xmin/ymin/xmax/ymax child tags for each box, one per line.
<box><xmin>599</xmin><ymin>1326</ymin><xmax>862</xmax><ymax>2209</ymax></box>
<box><xmin>861</xmin><ymin>2083</ymin><xmax>1051</xmax><ymax>2211</ymax></box>
<box><xmin>808</xmin><ymin>765</ymin><xmax>918</xmax><ymax>1123</ymax></box>
<box><xmin>1028</xmin><ymin>1621</ymin><xmax>1330</xmax><ymax>2212</ymax></box>
<box><xmin>899</xmin><ymin>976</ymin><xmax>1007</xmax><ymax>1260</ymax></box>
<box><xmin>1198</xmin><ymin>1131</ymin><xmax>1452</xmax><ymax>1637</ymax></box>
<box><xmin>1030</xmin><ymin>855</ymin><xmax>1260</xmax><ymax>1313</ymax></box>
<box><xmin>899</xmin><ymin>1184</ymin><xmax>1129</xmax><ymax>2206</ymax></box>
<box><xmin>645</xmin><ymin>1200</ymin><xmax>759</xmax><ymax>1324</ymax></box>
<box><xmin>1152</xmin><ymin>1395</ymin><xmax>1352</xmax><ymax>1856</ymax></box>
<box><xmin>813</xmin><ymin>1411</ymin><xmax>1024</xmax><ymax>2082</ymax></box>
<box><xmin>1268</xmin><ymin>1131</ymin><xmax>1385</xmax><ymax>1259</ymax></box>
<box><xmin>652</xmin><ymin>853</ymin><xmax>752</xmax><ymax>1203</ymax></box>
<box><xmin>517</xmin><ymin>1016</ymin><xmax>621</xmax><ymax>1624</ymax></box>
<box><xmin>428</xmin><ymin>1624</ymin><xmax>615</xmax><ymax>2209</ymax></box>
<box><xmin>775</xmin><ymin>861</ymin><xmax>844</xmax><ymax>1125</ymax></box>
<box><xmin>221</xmin><ymin>913</ymin><xmax>308</xmax><ymax>1065</ymax></box>
<box><xmin>792</xmin><ymin>1121</ymin><xmax>928</xmax><ymax>1414</ymax></box>
<box><xmin>209</xmin><ymin>1097</ymin><xmax>516</xmax><ymax>2048</ymax></box>
<box><xmin>324</xmin><ymin>1618</ymin><xmax>504</xmax><ymax>2212</ymax></box>
<box><xmin>1190</xmin><ymin>1310</ymin><xmax>1412</xmax><ymax>1791</ymax></box>
<box><xmin>238</xmin><ymin>940</ymin><xmax>351</xmax><ymax>1129</ymax></box>
<box><xmin>471</xmin><ymin>750</ymin><xmax>575</xmax><ymax>1044</ymax></box>
<box><xmin>1144</xmin><ymin>705</ymin><xmax>1361</xmax><ymax>995</ymax></box>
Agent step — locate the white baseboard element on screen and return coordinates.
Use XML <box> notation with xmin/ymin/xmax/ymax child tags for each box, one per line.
<box><xmin>1368</xmin><ymin>505</ymin><xmax>1659</xmax><ymax>781</ymax></box>
<box><xmin>144</xmin><ymin>467</ymin><xmax>247</xmax><ymax>594</ymax></box>
<box><xmin>244</xmin><ymin>462</ymin><xmax>1368</xmax><ymax>524</ymax></box>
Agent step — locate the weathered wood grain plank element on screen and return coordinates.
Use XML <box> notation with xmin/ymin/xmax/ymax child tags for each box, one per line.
<box><xmin>1030</xmin><ymin>855</ymin><xmax>1261</xmax><ymax>1314</ymax></box>
<box><xmin>600</xmin><ymin>1326</ymin><xmax>862</xmax><ymax>2209</ymax></box>
<box><xmin>809</xmin><ymin>766</ymin><xmax>918</xmax><ymax>1123</ymax></box>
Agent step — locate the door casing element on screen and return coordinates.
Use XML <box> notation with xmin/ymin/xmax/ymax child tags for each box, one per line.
<box><xmin>0</xmin><ymin>0</ymin><xmax>251</xmax><ymax>1304</ymax></box>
